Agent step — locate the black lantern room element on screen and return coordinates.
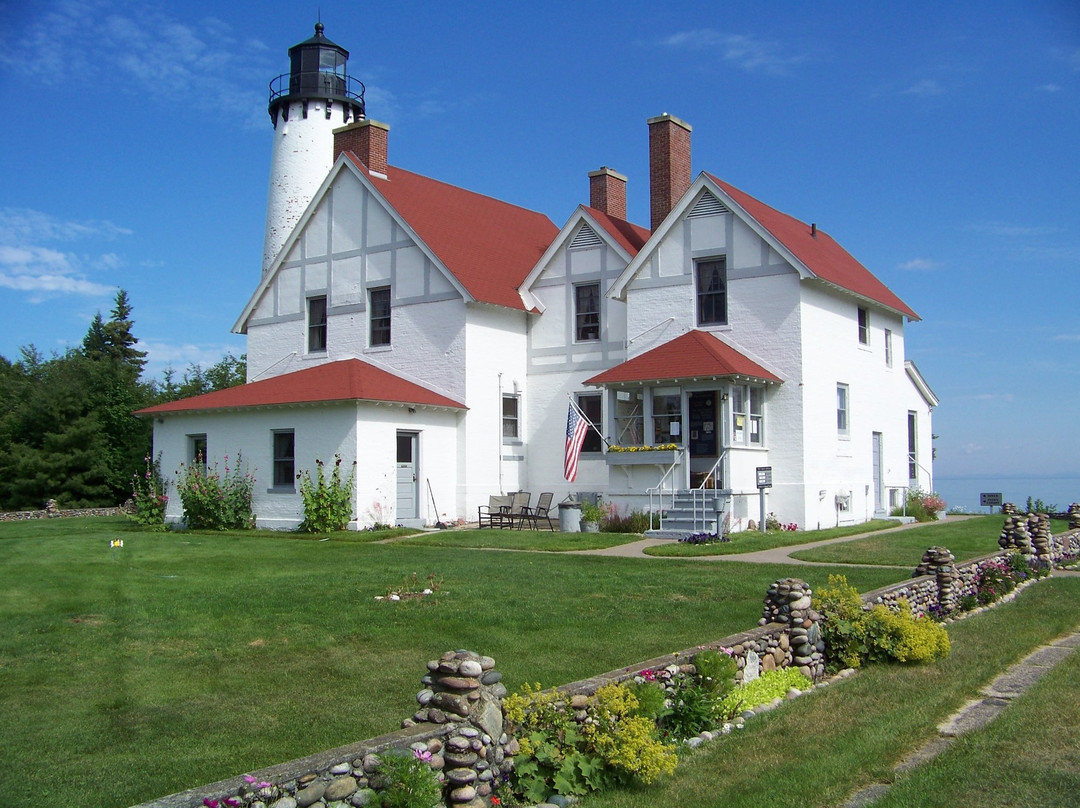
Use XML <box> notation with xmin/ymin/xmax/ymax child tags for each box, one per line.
<box><xmin>268</xmin><ymin>22</ymin><xmax>365</xmax><ymax>127</ymax></box>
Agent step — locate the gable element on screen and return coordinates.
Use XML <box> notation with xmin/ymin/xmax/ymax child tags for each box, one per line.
<box><xmin>236</xmin><ymin>165</ymin><xmax>467</xmax><ymax>334</ymax></box>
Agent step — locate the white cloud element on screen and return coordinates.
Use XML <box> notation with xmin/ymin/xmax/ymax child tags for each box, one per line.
<box><xmin>140</xmin><ymin>339</ymin><xmax>244</xmax><ymax>378</ymax></box>
<box><xmin>897</xmin><ymin>258</ymin><xmax>943</xmax><ymax>271</ymax></box>
<box><xmin>965</xmin><ymin>393</ymin><xmax>1014</xmax><ymax>402</ymax></box>
<box><xmin>1052</xmin><ymin>334</ymin><xmax>1080</xmax><ymax>342</ymax></box>
<box><xmin>0</xmin><ymin>271</ymin><xmax>114</xmax><ymax>296</ymax></box>
<box><xmin>660</xmin><ymin>29</ymin><xmax>804</xmax><ymax>75</ymax></box>
<box><xmin>0</xmin><ymin>208</ymin><xmax>132</xmax><ymax>243</ymax></box>
<box><xmin>1038</xmin><ymin>83</ymin><xmax>1062</xmax><ymax>93</ymax></box>
<box><xmin>959</xmin><ymin>442</ymin><xmax>983</xmax><ymax>456</ymax></box>
<box><xmin>0</xmin><ymin>1</ymin><xmax>272</xmax><ymax>127</ymax></box>
<box><xmin>901</xmin><ymin>79</ymin><xmax>945</xmax><ymax>96</ymax></box>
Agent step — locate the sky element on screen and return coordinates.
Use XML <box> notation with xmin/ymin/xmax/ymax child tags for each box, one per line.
<box><xmin>1</xmin><ymin>0</ymin><xmax>1078</xmax><ymax>494</ymax></box>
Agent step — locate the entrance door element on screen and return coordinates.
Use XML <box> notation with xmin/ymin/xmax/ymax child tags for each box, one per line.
<box><xmin>396</xmin><ymin>432</ymin><xmax>418</xmax><ymax>520</ymax></box>
<box><xmin>872</xmin><ymin>432</ymin><xmax>884</xmax><ymax>515</ymax></box>
<box><xmin>688</xmin><ymin>391</ymin><xmax>720</xmax><ymax>486</ymax></box>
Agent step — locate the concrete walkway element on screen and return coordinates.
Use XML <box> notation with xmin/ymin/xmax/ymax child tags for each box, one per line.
<box><xmin>578</xmin><ymin>517</ymin><xmax>966</xmax><ymax>566</ymax></box>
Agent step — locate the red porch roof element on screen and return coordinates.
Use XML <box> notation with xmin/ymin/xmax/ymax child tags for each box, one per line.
<box><xmin>346</xmin><ymin>154</ymin><xmax>559</xmax><ymax>311</ymax></box>
<box><xmin>135</xmin><ymin>359</ymin><xmax>466</xmax><ymax>415</ymax></box>
<box><xmin>585</xmin><ymin>330</ymin><xmax>782</xmax><ymax>386</ymax></box>
<box><xmin>708</xmin><ymin>174</ymin><xmax>919</xmax><ymax>320</ymax></box>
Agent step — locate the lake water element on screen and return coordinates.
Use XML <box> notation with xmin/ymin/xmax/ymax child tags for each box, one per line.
<box><xmin>935</xmin><ymin>474</ymin><xmax>1080</xmax><ymax>513</ymax></box>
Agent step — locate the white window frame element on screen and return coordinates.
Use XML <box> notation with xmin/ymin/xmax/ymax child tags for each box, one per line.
<box><xmin>188</xmin><ymin>434</ymin><xmax>208</xmax><ymax>470</ymax></box>
<box><xmin>501</xmin><ymin>394</ymin><xmax>520</xmax><ymax>443</ymax></box>
<box><xmin>651</xmin><ymin>389</ymin><xmax>683</xmax><ymax>445</ymax></box>
<box><xmin>730</xmin><ymin>384</ymin><xmax>765</xmax><ymax>446</ymax></box>
<box><xmin>857</xmin><ymin>307</ymin><xmax>870</xmax><ymax>346</ymax></box>
<box><xmin>837</xmin><ymin>383</ymin><xmax>850</xmax><ymax>438</ymax></box>
<box><xmin>884</xmin><ymin>328</ymin><xmax>893</xmax><ymax>368</ymax></box>
<box><xmin>613</xmin><ymin>390</ymin><xmax>644</xmax><ymax>446</ymax></box>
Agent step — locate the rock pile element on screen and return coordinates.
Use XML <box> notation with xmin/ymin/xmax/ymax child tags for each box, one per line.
<box><xmin>760</xmin><ymin>578</ymin><xmax>824</xmax><ymax>681</ymax></box>
<box><xmin>1028</xmin><ymin>513</ymin><xmax>1055</xmax><ymax>564</ymax></box>
<box><xmin>913</xmin><ymin>546</ymin><xmax>955</xmax><ymax>577</ymax></box>
<box><xmin>1002</xmin><ymin>502</ymin><xmax>1018</xmax><ymax>515</ymax></box>
<box><xmin>1070</xmin><ymin>503</ymin><xmax>1080</xmax><ymax>531</ymax></box>
<box><xmin>998</xmin><ymin>514</ymin><xmax>1032</xmax><ymax>553</ymax></box>
<box><xmin>406</xmin><ymin>650</ymin><xmax>511</xmax><ymax>808</ymax></box>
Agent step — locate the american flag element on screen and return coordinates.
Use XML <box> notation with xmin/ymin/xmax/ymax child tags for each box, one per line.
<box><xmin>564</xmin><ymin>401</ymin><xmax>589</xmax><ymax>482</ymax></box>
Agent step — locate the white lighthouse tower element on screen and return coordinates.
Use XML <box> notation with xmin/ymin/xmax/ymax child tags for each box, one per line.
<box><xmin>263</xmin><ymin>23</ymin><xmax>365</xmax><ymax>275</ymax></box>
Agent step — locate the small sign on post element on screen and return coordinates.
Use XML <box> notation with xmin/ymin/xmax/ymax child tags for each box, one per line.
<box><xmin>756</xmin><ymin>466</ymin><xmax>772</xmax><ymax>532</ymax></box>
<box><xmin>980</xmin><ymin>492</ymin><xmax>1003</xmax><ymax>513</ymax></box>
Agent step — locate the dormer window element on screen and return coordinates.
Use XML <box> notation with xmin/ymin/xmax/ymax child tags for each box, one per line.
<box><xmin>696</xmin><ymin>258</ymin><xmax>727</xmax><ymax>326</ymax></box>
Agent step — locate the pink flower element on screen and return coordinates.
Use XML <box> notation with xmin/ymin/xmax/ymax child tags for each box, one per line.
<box><xmin>203</xmin><ymin>800</ymin><xmax>219</xmax><ymax>808</ymax></box>
<box><xmin>413</xmin><ymin>749</ymin><xmax>432</xmax><ymax>761</ymax></box>
<box><xmin>243</xmin><ymin>775</ymin><xmax>257</xmax><ymax>784</ymax></box>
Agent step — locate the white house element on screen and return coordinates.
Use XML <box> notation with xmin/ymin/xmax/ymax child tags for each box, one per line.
<box><xmin>138</xmin><ymin>26</ymin><xmax>937</xmax><ymax>533</ymax></box>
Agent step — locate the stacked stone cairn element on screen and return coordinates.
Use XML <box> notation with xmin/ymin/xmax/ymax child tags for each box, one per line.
<box><xmin>998</xmin><ymin>514</ymin><xmax>1032</xmax><ymax>554</ymax></box>
<box><xmin>1069</xmin><ymin>503</ymin><xmax>1080</xmax><ymax>531</ymax></box>
<box><xmin>1001</xmin><ymin>502</ymin><xmax>1018</xmax><ymax>515</ymax></box>
<box><xmin>404</xmin><ymin>650</ymin><xmax>511</xmax><ymax>808</ymax></box>
<box><xmin>760</xmin><ymin>578</ymin><xmax>825</xmax><ymax>681</ymax></box>
<box><xmin>1027</xmin><ymin>513</ymin><xmax>1056</xmax><ymax>565</ymax></box>
<box><xmin>913</xmin><ymin>546</ymin><xmax>959</xmax><ymax>613</ymax></box>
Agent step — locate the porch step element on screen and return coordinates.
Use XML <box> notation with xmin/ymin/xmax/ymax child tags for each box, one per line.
<box><xmin>656</xmin><ymin>489</ymin><xmax>729</xmax><ymax>535</ymax></box>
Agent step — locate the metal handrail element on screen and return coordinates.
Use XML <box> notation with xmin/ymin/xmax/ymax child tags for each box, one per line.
<box><xmin>646</xmin><ymin>451</ymin><xmax>683</xmax><ymax>529</ymax></box>
<box><xmin>688</xmin><ymin>450</ymin><xmax>728</xmax><ymax>532</ymax></box>
<box><xmin>269</xmin><ymin>71</ymin><xmax>366</xmax><ymax>105</ymax></box>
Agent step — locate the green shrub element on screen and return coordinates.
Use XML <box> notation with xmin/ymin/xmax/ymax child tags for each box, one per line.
<box><xmin>890</xmin><ymin>487</ymin><xmax>940</xmax><ymax>522</ymax></box>
<box><xmin>862</xmin><ymin>601</ymin><xmax>951</xmax><ymax>663</ymax></box>
<box><xmin>297</xmin><ymin>455</ymin><xmax>356</xmax><ymax>533</ymax></box>
<box><xmin>175</xmin><ymin>453</ymin><xmax>255</xmax><ymax>530</ymax></box>
<box><xmin>626</xmin><ymin>681</ymin><xmax>669</xmax><ymax>721</ymax></box>
<box><xmin>373</xmin><ymin>751</ymin><xmax>441</xmax><ymax>808</ymax></box>
<box><xmin>660</xmin><ymin>678</ymin><xmax>722</xmax><ymax>740</ymax></box>
<box><xmin>814</xmin><ymin>575</ymin><xmax>868</xmax><ymax>670</ymax></box>
<box><xmin>129</xmin><ymin>453</ymin><xmax>168</xmax><ymax>530</ymax></box>
<box><xmin>601</xmin><ymin>508</ymin><xmax>659</xmax><ymax>533</ymax></box>
<box><xmin>719</xmin><ymin>668</ymin><xmax>811</xmax><ymax>718</ymax></box>
<box><xmin>692</xmin><ymin>649</ymin><xmax>737</xmax><ymax>694</ymax></box>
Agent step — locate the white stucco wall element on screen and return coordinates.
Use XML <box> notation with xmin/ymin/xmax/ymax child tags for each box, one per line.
<box><xmin>150</xmin><ymin>402</ymin><xmax>462</xmax><ymax>530</ymax></box>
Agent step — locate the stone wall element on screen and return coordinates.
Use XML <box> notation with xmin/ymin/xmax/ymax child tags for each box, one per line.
<box><xmin>0</xmin><ymin>499</ymin><xmax>130</xmax><ymax>522</ymax></box>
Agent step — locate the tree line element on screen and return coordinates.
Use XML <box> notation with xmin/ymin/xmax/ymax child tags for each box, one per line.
<box><xmin>0</xmin><ymin>290</ymin><xmax>245</xmax><ymax>510</ymax></box>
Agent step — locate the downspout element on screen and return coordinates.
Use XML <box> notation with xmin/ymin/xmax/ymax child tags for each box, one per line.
<box><xmin>497</xmin><ymin>372</ymin><xmax>504</xmax><ymax>495</ymax></box>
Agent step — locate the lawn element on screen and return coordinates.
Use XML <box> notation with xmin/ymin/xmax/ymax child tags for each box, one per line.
<box><xmin>789</xmin><ymin>514</ymin><xmax>1026</xmax><ymax>566</ymax></box>
<box><xmin>584</xmin><ymin>576</ymin><xmax>1080</xmax><ymax>808</ymax></box>
<box><xmin>0</xmin><ymin>517</ymin><xmax>903</xmax><ymax>808</ymax></box>
<box><xmin>389</xmin><ymin>527</ymin><xmax>644</xmax><ymax>552</ymax></box>
<box><xmin>643</xmin><ymin>519</ymin><xmax>898</xmax><ymax>557</ymax></box>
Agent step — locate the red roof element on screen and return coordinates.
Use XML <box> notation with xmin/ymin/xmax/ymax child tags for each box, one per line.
<box><xmin>345</xmin><ymin>154</ymin><xmax>559</xmax><ymax>310</ymax></box>
<box><xmin>135</xmin><ymin>359</ymin><xmax>465</xmax><ymax>415</ymax></box>
<box><xmin>585</xmin><ymin>330</ymin><xmax>782</xmax><ymax>385</ymax></box>
<box><xmin>708</xmin><ymin>174</ymin><xmax>919</xmax><ymax>320</ymax></box>
<box><xmin>583</xmin><ymin>206</ymin><xmax>650</xmax><ymax>256</ymax></box>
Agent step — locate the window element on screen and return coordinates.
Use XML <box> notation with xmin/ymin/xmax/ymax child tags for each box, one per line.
<box><xmin>369</xmin><ymin>287</ymin><xmax>390</xmax><ymax>346</ymax></box>
<box><xmin>907</xmin><ymin>411</ymin><xmax>918</xmax><ymax>482</ymax></box>
<box><xmin>189</xmin><ymin>434</ymin><xmax>207</xmax><ymax>469</ymax></box>
<box><xmin>884</xmin><ymin>329</ymin><xmax>893</xmax><ymax>367</ymax></box>
<box><xmin>614</xmin><ymin>390</ymin><xmax>644</xmax><ymax>445</ymax></box>
<box><xmin>652</xmin><ymin>391</ymin><xmax>682</xmax><ymax>444</ymax></box>
<box><xmin>695</xmin><ymin>258</ymin><xmax>727</xmax><ymax>326</ymax></box>
<box><xmin>502</xmin><ymin>394</ymin><xmax>520</xmax><ymax>441</ymax></box>
<box><xmin>272</xmin><ymin>430</ymin><xmax>295</xmax><ymax>489</ymax></box>
<box><xmin>837</xmin><ymin>384</ymin><xmax>850</xmax><ymax>437</ymax></box>
<box><xmin>574</xmin><ymin>283</ymin><xmax>600</xmax><ymax>342</ymax></box>
<box><xmin>858</xmin><ymin>307</ymin><xmax>870</xmax><ymax>345</ymax></box>
<box><xmin>308</xmin><ymin>295</ymin><xmax>327</xmax><ymax>353</ymax></box>
<box><xmin>576</xmin><ymin>393</ymin><xmax>602</xmax><ymax>453</ymax></box>
<box><xmin>731</xmin><ymin>385</ymin><xmax>765</xmax><ymax>445</ymax></box>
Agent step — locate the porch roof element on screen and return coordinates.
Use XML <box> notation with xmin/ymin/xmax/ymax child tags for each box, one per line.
<box><xmin>135</xmin><ymin>358</ymin><xmax>466</xmax><ymax>415</ymax></box>
<box><xmin>584</xmin><ymin>330</ymin><xmax>782</xmax><ymax>386</ymax></box>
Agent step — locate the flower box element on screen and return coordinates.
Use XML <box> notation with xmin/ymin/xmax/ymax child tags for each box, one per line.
<box><xmin>605</xmin><ymin>449</ymin><xmax>681</xmax><ymax>466</ymax></box>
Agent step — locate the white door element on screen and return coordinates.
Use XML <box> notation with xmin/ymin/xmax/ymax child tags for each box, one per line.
<box><xmin>872</xmin><ymin>432</ymin><xmax>884</xmax><ymax>515</ymax></box>
<box><xmin>396</xmin><ymin>432</ymin><xmax>418</xmax><ymax>520</ymax></box>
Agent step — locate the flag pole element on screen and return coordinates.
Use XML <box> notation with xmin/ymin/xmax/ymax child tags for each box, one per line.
<box><xmin>567</xmin><ymin>394</ymin><xmax>612</xmax><ymax>448</ymax></box>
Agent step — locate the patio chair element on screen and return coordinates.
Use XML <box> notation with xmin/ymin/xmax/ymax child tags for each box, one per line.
<box><xmin>521</xmin><ymin>491</ymin><xmax>556</xmax><ymax>531</ymax></box>
<box><xmin>478</xmin><ymin>494</ymin><xmax>511</xmax><ymax>529</ymax></box>
<box><xmin>502</xmin><ymin>491</ymin><xmax>532</xmax><ymax>529</ymax></box>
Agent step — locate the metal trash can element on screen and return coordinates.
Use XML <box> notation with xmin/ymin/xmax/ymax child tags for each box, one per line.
<box><xmin>558</xmin><ymin>501</ymin><xmax>582</xmax><ymax>533</ymax></box>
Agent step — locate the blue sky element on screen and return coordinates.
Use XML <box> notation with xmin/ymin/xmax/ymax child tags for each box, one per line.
<box><xmin>1</xmin><ymin>0</ymin><xmax>1078</xmax><ymax>488</ymax></box>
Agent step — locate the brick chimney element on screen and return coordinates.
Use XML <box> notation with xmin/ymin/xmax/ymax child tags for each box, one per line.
<box><xmin>647</xmin><ymin>113</ymin><xmax>692</xmax><ymax>231</ymax></box>
<box><xmin>588</xmin><ymin>166</ymin><xmax>628</xmax><ymax>220</ymax></box>
<box><xmin>333</xmin><ymin>119</ymin><xmax>390</xmax><ymax>176</ymax></box>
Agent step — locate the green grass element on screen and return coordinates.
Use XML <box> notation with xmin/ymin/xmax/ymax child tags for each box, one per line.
<box><xmin>0</xmin><ymin>517</ymin><xmax>903</xmax><ymax>808</ymax></box>
<box><xmin>789</xmin><ymin>515</ymin><xmax>1006</xmax><ymax>566</ymax></box>
<box><xmin>643</xmin><ymin>519</ymin><xmax>898</xmax><ymax>557</ymax></box>
<box><xmin>874</xmin><ymin>631</ymin><xmax>1080</xmax><ymax>807</ymax></box>
<box><xmin>584</xmin><ymin>576</ymin><xmax>1080</xmax><ymax>808</ymax></box>
<box><xmin>390</xmin><ymin>528</ymin><xmax>645</xmax><ymax>552</ymax></box>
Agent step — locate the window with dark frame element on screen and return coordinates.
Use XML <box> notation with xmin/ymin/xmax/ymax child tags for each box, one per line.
<box><xmin>308</xmin><ymin>295</ymin><xmax>327</xmax><ymax>352</ymax></box>
<box><xmin>574</xmin><ymin>283</ymin><xmax>600</xmax><ymax>342</ymax></box>
<box><xmin>858</xmin><ymin>307</ymin><xmax>870</xmax><ymax>345</ymax></box>
<box><xmin>272</xmin><ymin>430</ymin><xmax>295</xmax><ymax>489</ymax></box>
<box><xmin>502</xmin><ymin>394</ymin><xmax>519</xmax><ymax>440</ymax></box>
<box><xmin>190</xmin><ymin>434</ymin><xmax>207</xmax><ymax>469</ymax></box>
<box><xmin>696</xmin><ymin>258</ymin><xmax>727</xmax><ymax>326</ymax></box>
<box><xmin>369</xmin><ymin>287</ymin><xmax>391</xmax><ymax>346</ymax></box>
<box><xmin>576</xmin><ymin>393</ymin><xmax>602</xmax><ymax>453</ymax></box>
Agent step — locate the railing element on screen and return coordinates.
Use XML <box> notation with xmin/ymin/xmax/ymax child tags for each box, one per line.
<box><xmin>646</xmin><ymin>450</ymin><xmax>684</xmax><ymax>529</ymax></box>
<box><xmin>688</xmin><ymin>450</ymin><xmax>728</xmax><ymax>532</ymax></box>
<box><xmin>268</xmin><ymin>71</ymin><xmax>366</xmax><ymax>105</ymax></box>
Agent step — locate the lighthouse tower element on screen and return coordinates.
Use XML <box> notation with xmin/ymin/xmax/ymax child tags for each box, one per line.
<box><xmin>263</xmin><ymin>23</ymin><xmax>365</xmax><ymax>275</ymax></box>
